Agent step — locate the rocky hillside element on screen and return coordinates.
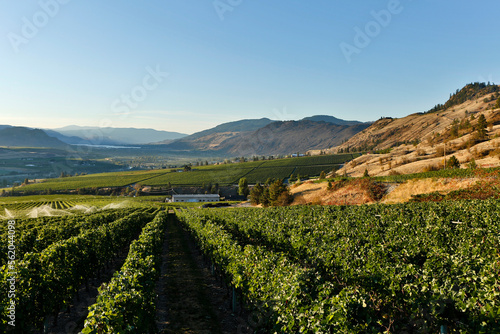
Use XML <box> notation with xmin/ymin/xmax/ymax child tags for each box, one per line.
<box><xmin>329</xmin><ymin>83</ymin><xmax>500</xmax><ymax>177</ymax></box>
<box><xmin>322</xmin><ymin>83</ymin><xmax>500</xmax><ymax>153</ymax></box>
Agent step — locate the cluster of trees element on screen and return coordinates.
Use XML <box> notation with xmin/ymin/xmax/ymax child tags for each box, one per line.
<box><xmin>202</xmin><ymin>182</ymin><xmax>219</xmax><ymax>194</ymax></box>
<box><xmin>59</xmin><ymin>171</ymin><xmax>78</xmax><ymax>178</ymax></box>
<box><xmin>338</xmin><ymin>146</ymin><xmax>367</xmax><ymax>153</ymax></box>
<box><xmin>427</xmin><ymin>82</ymin><xmax>500</xmax><ymax>113</ymax></box>
<box><xmin>251</xmin><ymin>155</ymin><xmax>278</xmax><ymax>161</ymax></box>
<box><xmin>239</xmin><ymin>178</ymin><xmax>293</xmax><ymax>207</ymax></box>
<box><xmin>289</xmin><ymin>173</ymin><xmax>305</xmax><ymax>183</ymax></box>
<box><xmin>435</xmin><ymin>113</ymin><xmax>489</xmax><ymax>145</ymax></box>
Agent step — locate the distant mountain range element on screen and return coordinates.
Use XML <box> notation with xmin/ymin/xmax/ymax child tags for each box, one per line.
<box><xmin>51</xmin><ymin>126</ymin><xmax>187</xmax><ymax>145</ymax></box>
<box><xmin>0</xmin><ymin>114</ymin><xmax>371</xmax><ymax>155</ymax></box>
<box><xmin>157</xmin><ymin>116</ymin><xmax>371</xmax><ymax>155</ymax></box>
<box><xmin>2</xmin><ymin>82</ymin><xmax>498</xmax><ymax>161</ymax></box>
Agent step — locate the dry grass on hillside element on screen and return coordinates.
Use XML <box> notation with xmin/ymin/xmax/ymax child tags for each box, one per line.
<box><xmin>313</xmin><ymin>92</ymin><xmax>500</xmax><ymax>156</ymax></box>
<box><xmin>381</xmin><ymin>178</ymin><xmax>480</xmax><ymax>204</ymax></box>
<box><xmin>335</xmin><ymin>127</ymin><xmax>500</xmax><ymax>178</ymax></box>
<box><xmin>290</xmin><ymin>179</ymin><xmax>385</xmax><ymax>206</ymax></box>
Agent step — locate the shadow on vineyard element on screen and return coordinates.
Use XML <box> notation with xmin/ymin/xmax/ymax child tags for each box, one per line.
<box><xmin>156</xmin><ymin>218</ymin><xmax>249</xmax><ymax>333</ymax></box>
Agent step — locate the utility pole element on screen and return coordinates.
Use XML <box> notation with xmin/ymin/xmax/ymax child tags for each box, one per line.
<box><xmin>443</xmin><ymin>142</ymin><xmax>446</xmax><ymax>169</ymax></box>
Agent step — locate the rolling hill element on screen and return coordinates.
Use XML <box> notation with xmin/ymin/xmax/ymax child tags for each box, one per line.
<box><xmin>302</xmin><ymin>115</ymin><xmax>363</xmax><ymax>126</ymax></box>
<box><xmin>217</xmin><ymin>120</ymin><xmax>370</xmax><ymax>156</ymax></box>
<box><xmin>52</xmin><ymin>126</ymin><xmax>187</xmax><ymax>145</ymax></box>
<box><xmin>156</xmin><ymin>118</ymin><xmax>275</xmax><ymax>149</ymax></box>
<box><xmin>0</xmin><ymin>127</ymin><xmax>68</xmax><ymax>148</ymax></box>
<box><xmin>159</xmin><ymin>117</ymin><xmax>369</xmax><ymax>155</ymax></box>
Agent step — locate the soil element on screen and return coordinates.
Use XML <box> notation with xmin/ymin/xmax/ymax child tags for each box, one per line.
<box><xmin>156</xmin><ymin>218</ymin><xmax>252</xmax><ymax>334</ymax></box>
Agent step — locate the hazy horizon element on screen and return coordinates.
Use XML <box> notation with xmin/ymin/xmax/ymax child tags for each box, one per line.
<box><xmin>3</xmin><ymin>115</ymin><xmax>373</xmax><ymax>136</ymax></box>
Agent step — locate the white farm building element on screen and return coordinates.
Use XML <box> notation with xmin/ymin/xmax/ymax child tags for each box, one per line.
<box><xmin>170</xmin><ymin>194</ymin><xmax>220</xmax><ymax>203</ymax></box>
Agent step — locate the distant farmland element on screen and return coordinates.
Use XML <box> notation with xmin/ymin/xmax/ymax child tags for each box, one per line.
<box><xmin>19</xmin><ymin>154</ymin><xmax>360</xmax><ymax>191</ymax></box>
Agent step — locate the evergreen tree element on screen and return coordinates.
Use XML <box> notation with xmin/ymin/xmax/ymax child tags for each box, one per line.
<box><xmin>269</xmin><ymin>179</ymin><xmax>288</xmax><ymax>205</ymax></box>
<box><xmin>250</xmin><ymin>183</ymin><xmax>263</xmax><ymax>205</ymax></box>
<box><xmin>363</xmin><ymin>169</ymin><xmax>370</xmax><ymax>178</ymax></box>
<box><xmin>265</xmin><ymin>178</ymin><xmax>274</xmax><ymax>186</ymax></box>
<box><xmin>238</xmin><ymin>177</ymin><xmax>249</xmax><ymax>197</ymax></box>
<box><xmin>475</xmin><ymin>114</ymin><xmax>488</xmax><ymax>140</ymax></box>
<box><xmin>319</xmin><ymin>171</ymin><xmax>326</xmax><ymax>180</ymax></box>
<box><xmin>447</xmin><ymin>155</ymin><xmax>460</xmax><ymax>169</ymax></box>
<box><xmin>260</xmin><ymin>188</ymin><xmax>270</xmax><ymax>207</ymax></box>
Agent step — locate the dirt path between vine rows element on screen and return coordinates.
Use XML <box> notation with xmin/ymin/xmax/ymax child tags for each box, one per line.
<box><xmin>156</xmin><ymin>218</ymin><xmax>252</xmax><ymax>334</ymax></box>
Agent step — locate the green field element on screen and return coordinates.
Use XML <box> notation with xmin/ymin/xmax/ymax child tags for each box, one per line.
<box><xmin>0</xmin><ymin>194</ymin><xmax>164</xmax><ymax>219</ymax></box>
<box><xmin>17</xmin><ymin>154</ymin><xmax>359</xmax><ymax>192</ymax></box>
<box><xmin>18</xmin><ymin>170</ymin><xmax>166</xmax><ymax>191</ymax></box>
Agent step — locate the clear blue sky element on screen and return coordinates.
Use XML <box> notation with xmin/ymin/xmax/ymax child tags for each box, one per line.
<box><xmin>1</xmin><ymin>0</ymin><xmax>499</xmax><ymax>134</ymax></box>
